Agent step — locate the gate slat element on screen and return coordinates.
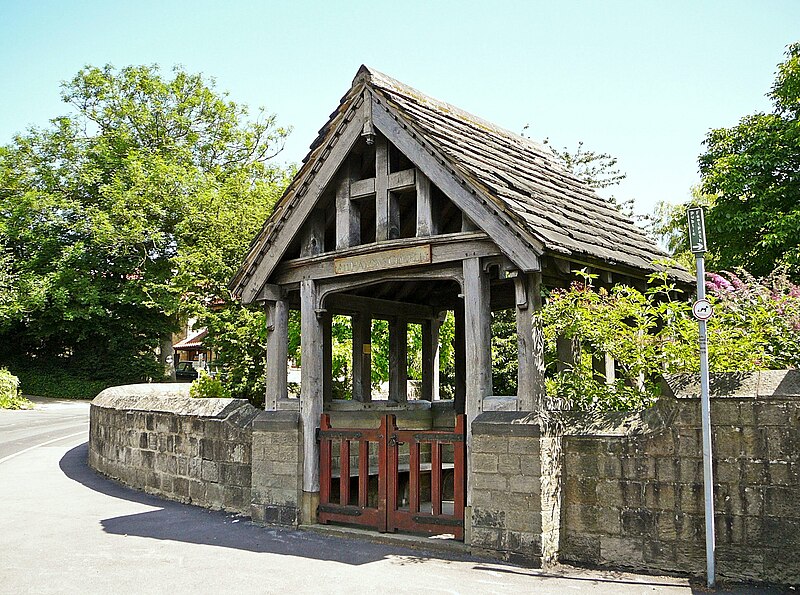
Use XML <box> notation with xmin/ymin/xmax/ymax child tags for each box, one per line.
<box><xmin>340</xmin><ymin>439</ymin><xmax>350</xmax><ymax>505</ymax></box>
<box><xmin>358</xmin><ymin>439</ymin><xmax>369</xmax><ymax>508</ymax></box>
<box><xmin>409</xmin><ymin>440</ymin><xmax>420</xmax><ymax>513</ymax></box>
<box><xmin>431</xmin><ymin>441</ymin><xmax>442</xmax><ymax>516</ymax></box>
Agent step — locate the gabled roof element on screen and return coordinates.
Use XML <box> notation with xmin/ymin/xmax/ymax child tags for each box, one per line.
<box><xmin>231</xmin><ymin>66</ymin><xmax>688</xmax><ymax>299</ymax></box>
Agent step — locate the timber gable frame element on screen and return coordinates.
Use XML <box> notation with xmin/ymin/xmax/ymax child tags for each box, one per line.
<box><xmin>231</xmin><ymin>66</ymin><xmax>688</xmax><ymax>303</ymax></box>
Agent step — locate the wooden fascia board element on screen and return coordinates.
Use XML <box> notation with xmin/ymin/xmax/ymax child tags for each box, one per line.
<box><xmin>370</xmin><ymin>94</ymin><xmax>542</xmax><ymax>273</ymax></box>
<box><xmin>272</xmin><ymin>232</ymin><xmax>501</xmax><ymax>285</ymax></box>
<box><xmin>237</xmin><ymin>96</ymin><xmax>366</xmax><ymax>304</ymax></box>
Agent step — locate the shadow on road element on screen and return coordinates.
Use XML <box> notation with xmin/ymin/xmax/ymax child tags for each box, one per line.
<box><xmin>58</xmin><ymin>442</ymin><xmax>449</xmax><ymax>566</ymax></box>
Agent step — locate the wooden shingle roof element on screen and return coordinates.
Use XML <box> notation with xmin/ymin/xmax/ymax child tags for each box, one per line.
<box><xmin>363</xmin><ymin>67</ymin><xmax>681</xmax><ymax>277</ymax></box>
<box><xmin>231</xmin><ymin>66</ymin><xmax>688</xmax><ymax>298</ymax></box>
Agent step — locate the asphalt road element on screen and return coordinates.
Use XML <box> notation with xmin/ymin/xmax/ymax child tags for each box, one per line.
<box><xmin>0</xmin><ymin>398</ymin><xmax>783</xmax><ymax>594</ymax></box>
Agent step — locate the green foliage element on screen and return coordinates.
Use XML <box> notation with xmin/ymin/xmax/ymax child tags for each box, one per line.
<box><xmin>11</xmin><ymin>367</ymin><xmax>110</xmax><ymax>399</ymax></box>
<box><xmin>0</xmin><ymin>368</ymin><xmax>32</xmax><ymax>409</ymax></box>
<box><xmin>491</xmin><ymin>309</ymin><xmax>518</xmax><ymax>396</ymax></box>
<box><xmin>189</xmin><ymin>370</ymin><xmax>231</xmax><ymax>399</ymax></box>
<box><xmin>537</xmin><ymin>267</ymin><xmax>800</xmax><ymax>411</ymax></box>
<box><xmin>201</xmin><ymin>304</ymin><xmax>267</xmax><ymax>406</ymax></box>
<box><xmin>0</xmin><ymin>64</ymin><xmax>290</xmax><ymax>389</ymax></box>
<box><xmin>699</xmin><ymin>43</ymin><xmax>800</xmax><ymax>281</ymax></box>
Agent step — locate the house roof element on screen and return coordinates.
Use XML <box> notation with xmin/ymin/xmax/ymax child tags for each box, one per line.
<box><xmin>173</xmin><ymin>329</ymin><xmax>207</xmax><ymax>350</ymax></box>
<box><xmin>231</xmin><ymin>66</ymin><xmax>688</xmax><ymax>297</ymax></box>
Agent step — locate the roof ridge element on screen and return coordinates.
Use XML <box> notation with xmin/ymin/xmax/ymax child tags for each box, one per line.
<box><xmin>360</xmin><ymin>66</ymin><xmax>556</xmax><ymax>160</ymax></box>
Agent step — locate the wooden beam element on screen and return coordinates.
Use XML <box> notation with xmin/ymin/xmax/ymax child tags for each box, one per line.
<box><xmin>593</xmin><ymin>352</ymin><xmax>615</xmax><ymax>385</ymax></box>
<box><xmin>350</xmin><ymin>177</ymin><xmax>375</xmax><ymax>199</ymax></box>
<box><xmin>375</xmin><ymin>136</ymin><xmax>390</xmax><ymax>242</ymax></box>
<box><xmin>322</xmin><ymin>313</ymin><xmax>333</xmax><ymax>403</ymax></box>
<box><xmin>336</xmin><ymin>163</ymin><xmax>359</xmax><ymax>250</ymax></box>
<box><xmin>372</xmin><ymin>97</ymin><xmax>542</xmax><ymax>272</ymax></box>
<box><xmin>388</xmin><ymin>168</ymin><xmax>415</xmax><ymax>191</ymax></box>
<box><xmin>421</xmin><ymin>317</ymin><xmax>441</xmax><ymax>401</ymax></box>
<box><xmin>453</xmin><ymin>301</ymin><xmax>466</xmax><ymax>415</ymax></box>
<box><xmin>241</xmin><ymin>105</ymin><xmax>364</xmax><ymax>302</ymax></box>
<box><xmin>301</xmin><ymin>209</ymin><xmax>325</xmax><ymax>257</ymax></box>
<box><xmin>416</xmin><ymin>170</ymin><xmax>434</xmax><ymax>237</ymax></box>
<box><xmin>516</xmin><ymin>272</ymin><xmax>545</xmax><ymax>412</ymax></box>
<box><xmin>351</xmin><ymin>313</ymin><xmax>372</xmax><ymax>402</ymax></box>
<box><xmin>264</xmin><ymin>299</ymin><xmax>288</xmax><ymax>410</ymax></box>
<box><xmin>463</xmin><ymin>257</ymin><xmax>491</xmax><ymax>508</ymax></box>
<box><xmin>556</xmin><ymin>335</ymin><xmax>581</xmax><ymax>373</ymax></box>
<box><xmin>325</xmin><ymin>293</ymin><xmax>436</xmax><ymax>320</ymax></box>
<box><xmin>300</xmin><ymin>279</ymin><xmax>323</xmax><ymax>493</ymax></box>
<box><xmin>256</xmin><ymin>283</ymin><xmax>283</xmax><ymax>303</ymax></box>
<box><xmin>273</xmin><ymin>232</ymin><xmax>502</xmax><ymax>285</ymax></box>
<box><xmin>388</xmin><ymin>317</ymin><xmax>408</xmax><ymax>403</ymax></box>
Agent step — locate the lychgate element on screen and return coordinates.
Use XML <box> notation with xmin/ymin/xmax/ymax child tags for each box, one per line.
<box><xmin>231</xmin><ymin>66</ymin><xmax>686</xmax><ymax>542</ymax></box>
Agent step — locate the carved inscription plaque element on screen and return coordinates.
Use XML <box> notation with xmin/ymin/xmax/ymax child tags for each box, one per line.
<box><xmin>334</xmin><ymin>245</ymin><xmax>432</xmax><ymax>275</ymax></box>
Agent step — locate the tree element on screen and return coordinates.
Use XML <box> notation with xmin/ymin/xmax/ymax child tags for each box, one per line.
<box><xmin>699</xmin><ymin>43</ymin><xmax>800</xmax><ymax>281</ymax></box>
<box><xmin>0</xmin><ymin>65</ymin><xmax>290</xmax><ymax>394</ymax></box>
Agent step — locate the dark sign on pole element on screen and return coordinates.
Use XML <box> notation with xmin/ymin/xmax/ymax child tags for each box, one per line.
<box><xmin>687</xmin><ymin>207</ymin><xmax>707</xmax><ymax>254</ymax></box>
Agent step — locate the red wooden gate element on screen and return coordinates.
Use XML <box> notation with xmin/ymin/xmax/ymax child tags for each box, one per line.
<box><xmin>318</xmin><ymin>413</ymin><xmax>466</xmax><ymax>539</ymax></box>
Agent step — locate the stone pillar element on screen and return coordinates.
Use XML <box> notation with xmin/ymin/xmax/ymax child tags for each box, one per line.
<box><xmin>389</xmin><ymin>316</ymin><xmax>408</xmax><ymax>403</ymax></box>
<box><xmin>300</xmin><ymin>279</ymin><xmax>322</xmax><ymax>522</ymax></box>
<box><xmin>515</xmin><ymin>272</ymin><xmax>545</xmax><ymax>413</ymax></box>
<box><xmin>351</xmin><ymin>313</ymin><xmax>372</xmax><ymax>402</ymax></box>
<box><xmin>421</xmin><ymin>317</ymin><xmax>441</xmax><ymax>401</ymax></box>
<box><xmin>265</xmin><ymin>298</ymin><xmax>289</xmax><ymax>411</ymax></box>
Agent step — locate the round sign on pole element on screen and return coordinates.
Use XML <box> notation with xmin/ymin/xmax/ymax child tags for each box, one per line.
<box><xmin>693</xmin><ymin>299</ymin><xmax>713</xmax><ymax>321</ymax></box>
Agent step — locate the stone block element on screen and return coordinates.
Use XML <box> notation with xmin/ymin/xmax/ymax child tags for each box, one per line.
<box><xmin>497</xmin><ymin>454</ymin><xmax>521</xmax><ymax>475</ymax></box>
<box><xmin>507</xmin><ymin>436</ymin><xmax>536</xmax><ymax>455</ymax></box>
<box><xmin>472</xmin><ymin>435</ymin><xmax>508</xmax><ymax>455</ymax></box>
<box><xmin>563</xmin><ymin>477</ymin><xmax>597</xmax><ymax>505</ymax></box>
<box><xmin>201</xmin><ymin>460</ymin><xmax>219</xmax><ymax>482</ymax></box>
<box><xmin>509</xmin><ymin>475</ymin><xmax>541</xmax><ymax>495</ymax></box>
<box><xmin>596</xmin><ymin>480</ymin><xmax>623</xmax><ymax>505</ymax></box>
<box><xmin>600</xmin><ymin>455</ymin><xmax>622</xmax><ymax>479</ymax></box>
<box><xmin>712</xmin><ymin>401</ymin><xmax>741</xmax><ymax>425</ymax></box>
<box><xmin>471</xmin><ymin>453</ymin><xmax>498</xmax><ymax>474</ymax></box>
<box><xmin>621</xmin><ymin>508</ymin><xmax>657</xmax><ymax>537</ymax></box>
<box><xmin>644</xmin><ymin>483</ymin><xmax>676</xmax><ymax>511</ymax></box>
<box><xmin>655</xmin><ymin>458</ymin><xmax>678</xmax><ymax>482</ymax></box>
<box><xmin>471</xmin><ymin>508</ymin><xmax>506</xmax><ymax>529</ymax></box>
<box><xmin>600</xmin><ymin>536</ymin><xmax>643</xmax><ymax>566</ymax></box>
<box><xmin>470</xmin><ymin>526</ymin><xmax>504</xmax><ymax>551</ymax></box>
<box><xmin>559</xmin><ymin>533</ymin><xmax>600</xmax><ymax>565</ymax></box>
<box><xmin>620</xmin><ymin>481</ymin><xmax>644</xmax><ymax>508</ymax></box>
<box><xmin>472</xmin><ymin>472</ymin><xmax>506</xmax><ymax>491</ymax></box>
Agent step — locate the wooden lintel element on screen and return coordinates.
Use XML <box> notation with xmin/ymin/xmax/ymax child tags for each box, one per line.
<box><xmin>324</xmin><ymin>293</ymin><xmax>436</xmax><ymax>320</ymax></box>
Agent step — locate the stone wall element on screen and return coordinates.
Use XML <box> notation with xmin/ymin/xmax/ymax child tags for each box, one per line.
<box><xmin>560</xmin><ymin>371</ymin><xmax>800</xmax><ymax>585</ymax></box>
<box><xmin>89</xmin><ymin>384</ymin><xmax>260</xmax><ymax>514</ymax></box>
<box><xmin>469</xmin><ymin>371</ymin><xmax>800</xmax><ymax>586</ymax></box>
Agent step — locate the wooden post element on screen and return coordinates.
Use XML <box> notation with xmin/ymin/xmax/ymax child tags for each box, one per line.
<box><xmin>462</xmin><ymin>258</ymin><xmax>492</xmax><ymax>433</ymax></box>
<box><xmin>454</xmin><ymin>303</ymin><xmax>466</xmax><ymax>415</ymax></box>
<box><xmin>301</xmin><ymin>209</ymin><xmax>325</xmax><ymax>257</ymax></box>
<box><xmin>416</xmin><ymin>170</ymin><xmax>434</xmax><ymax>237</ymax></box>
<box><xmin>300</xmin><ymin>279</ymin><xmax>323</xmax><ymax>495</ymax></box>
<box><xmin>351</xmin><ymin>313</ymin><xmax>372</xmax><ymax>402</ymax></box>
<box><xmin>592</xmin><ymin>352</ymin><xmax>616</xmax><ymax>385</ymax></box>
<box><xmin>556</xmin><ymin>335</ymin><xmax>581</xmax><ymax>372</ymax></box>
<box><xmin>335</xmin><ymin>162</ymin><xmax>359</xmax><ymax>250</ymax></box>
<box><xmin>375</xmin><ymin>137</ymin><xmax>390</xmax><ymax>242</ymax></box>
<box><xmin>421</xmin><ymin>317</ymin><xmax>441</xmax><ymax>401</ymax></box>
<box><xmin>265</xmin><ymin>298</ymin><xmax>288</xmax><ymax>411</ymax></box>
<box><xmin>389</xmin><ymin>316</ymin><xmax>408</xmax><ymax>402</ymax></box>
<box><xmin>323</xmin><ymin>313</ymin><xmax>332</xmax><ymax>403</ymax></box>
<box><xmin>515</xmin><ymin>272</ymin><xmax>545</xmax><ymax>412</ymax></box>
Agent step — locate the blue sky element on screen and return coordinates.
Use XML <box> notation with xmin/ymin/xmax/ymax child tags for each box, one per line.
<box><xmin>1</xmin><ymin>0</ymin><xmax>798</xmax><ymax>217</ymax></box>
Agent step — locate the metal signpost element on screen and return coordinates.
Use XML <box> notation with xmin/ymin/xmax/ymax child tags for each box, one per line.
<box><xmin>687</xmin><ymin>206</ymin><xmax>716</xmax><ymax>588</ymax></box>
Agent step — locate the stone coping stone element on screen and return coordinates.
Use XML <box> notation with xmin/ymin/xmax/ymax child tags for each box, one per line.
<box><xmin>665</xmin><ymin>370</ymin><xmax>800</xmax><ymax>399</ymax></box>
<box><xmin>472</xmin><ymin>411</ymin><xmax>541</xmax><ymax>436</ymax></box>
<box><xmin>252</xmin><ymin>410</ymin><xmax>300</xmax><ymax>431</ymax></box>
<box><xmin>92</xmin><ymin>383</ymin><xmax>258</xmax><ymax>420</ymax></box>
<box><xmin>326</xmin><ymin>399</ymin><xmax>433</xmax><ymax>411</ymax></box>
